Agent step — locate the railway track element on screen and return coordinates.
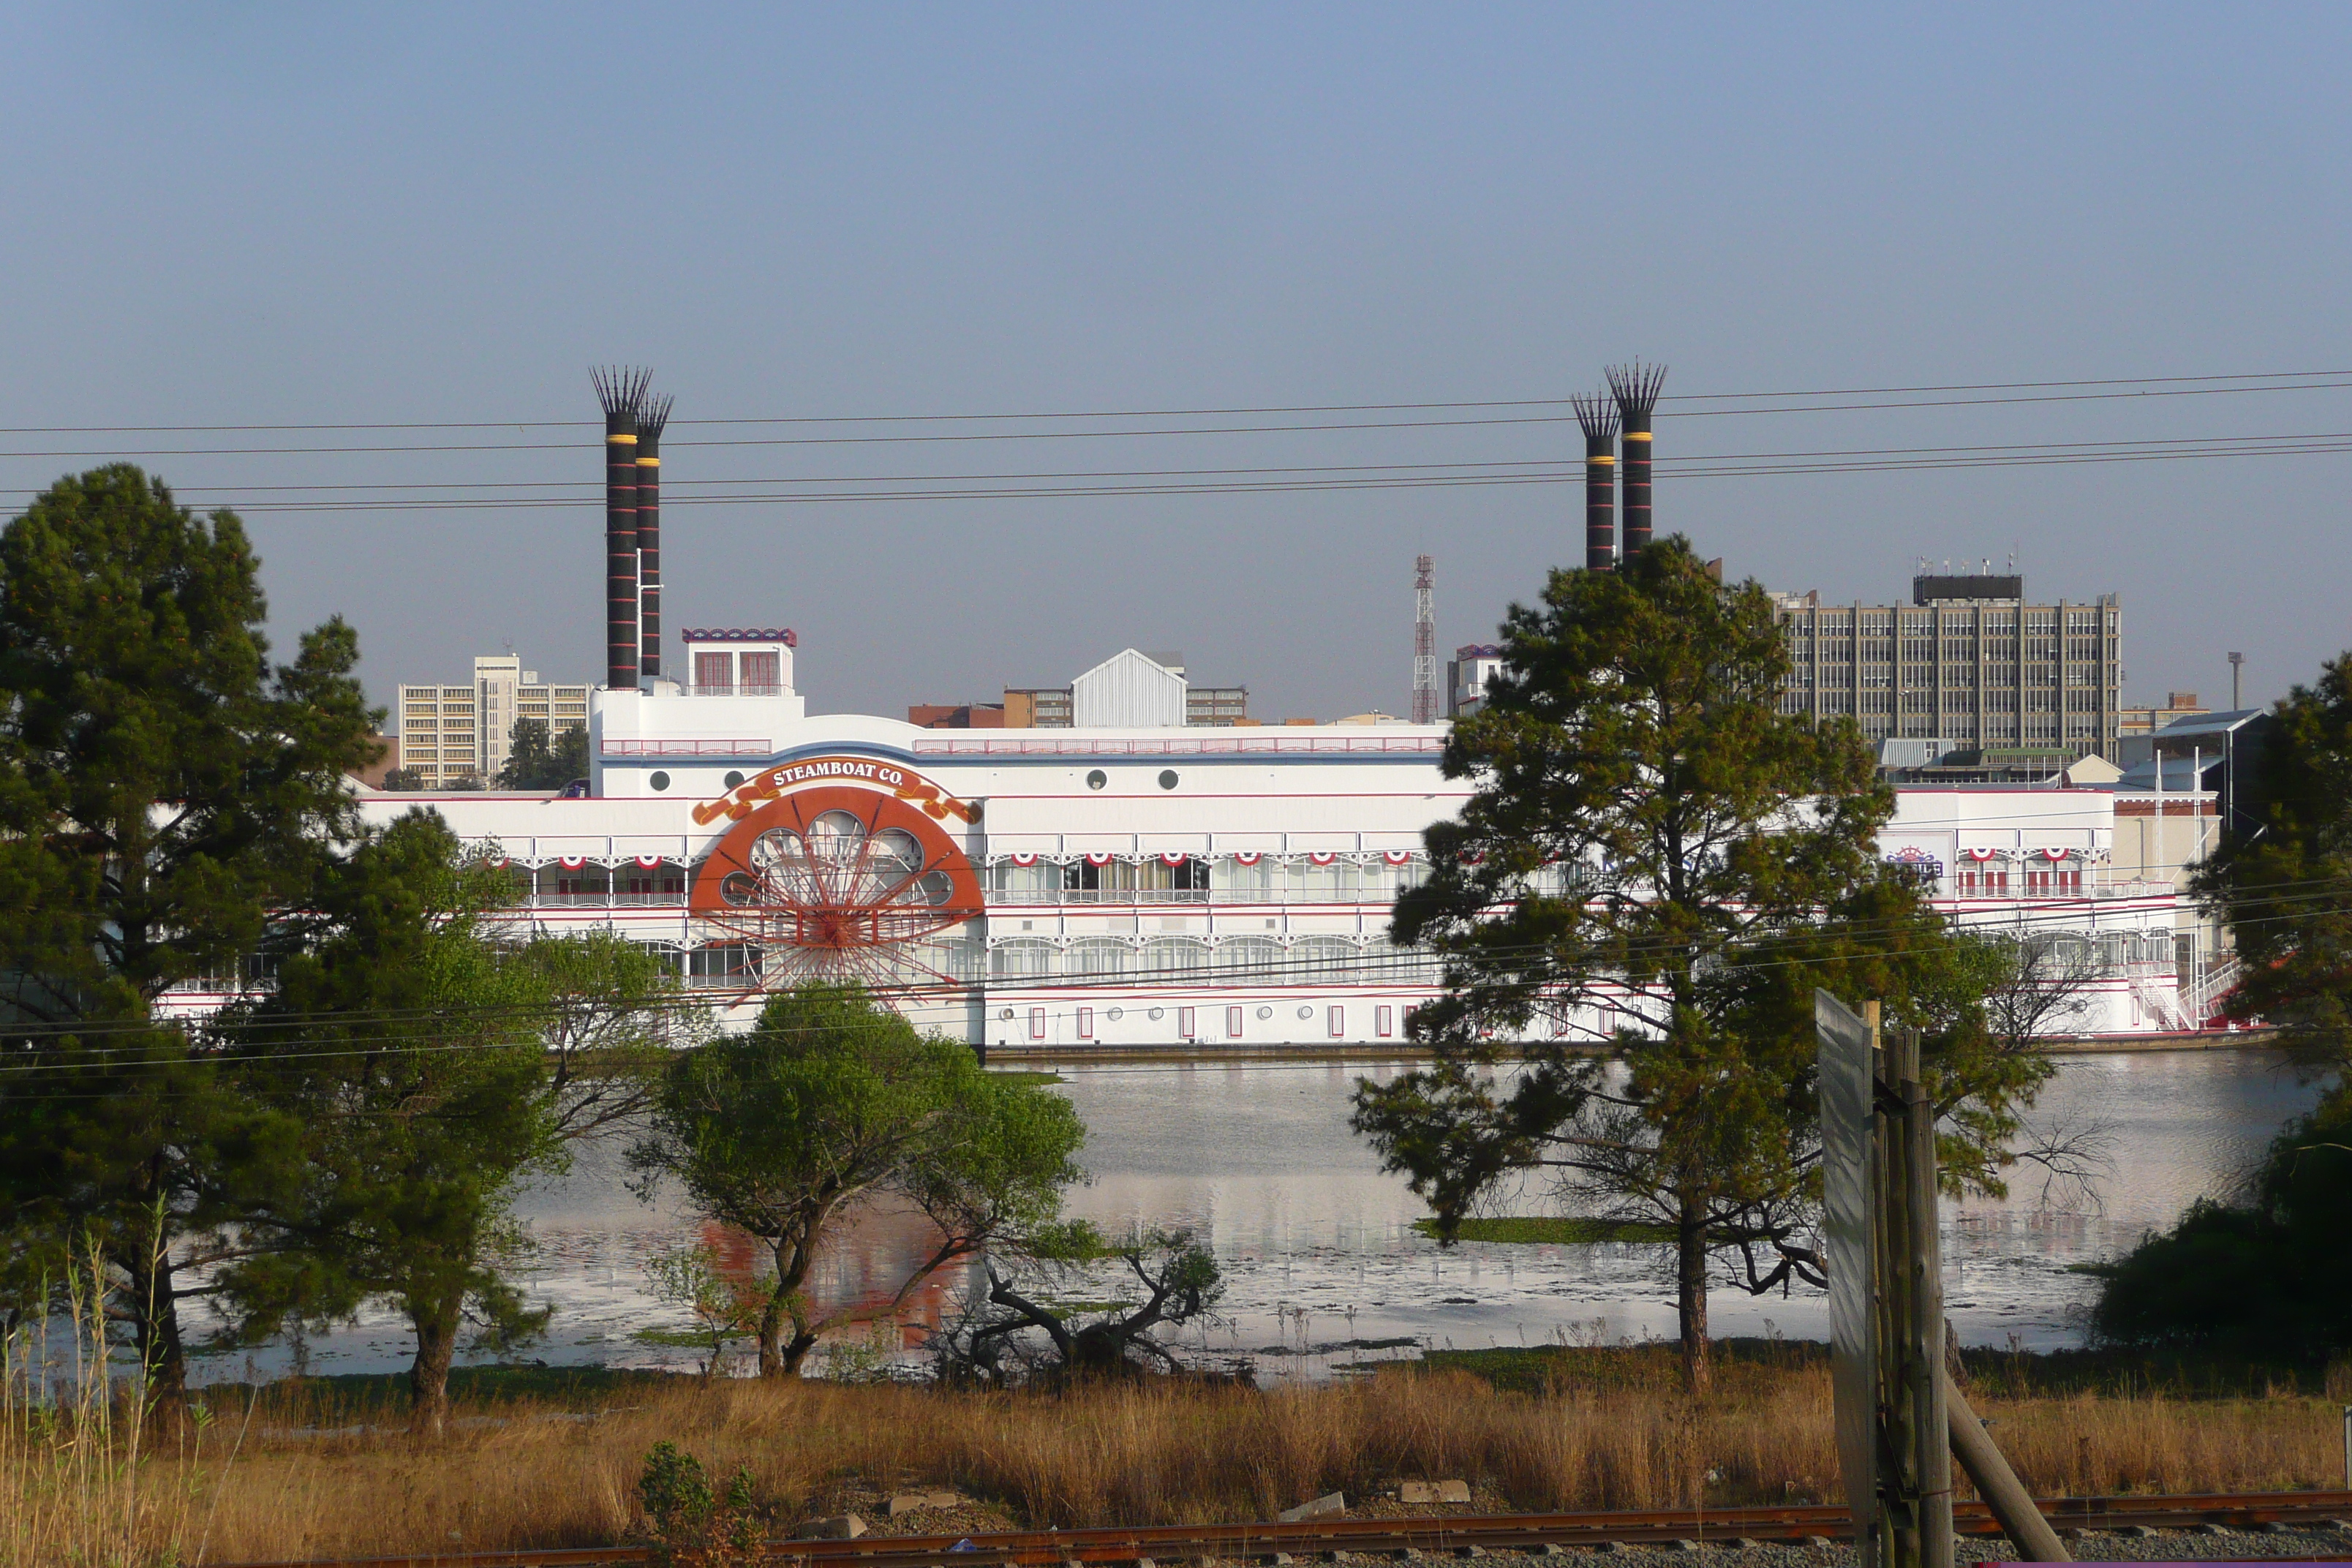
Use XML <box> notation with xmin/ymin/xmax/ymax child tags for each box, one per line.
<box><xmin>219</xmin><ymin>1488</ymin><xmax>2352</xmax><ymax>1568</ymax></box>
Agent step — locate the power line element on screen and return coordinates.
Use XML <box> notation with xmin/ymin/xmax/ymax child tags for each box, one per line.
<box><xmin>4</xmin><ymin>368</ymin><xmax>2349</xmax><ymax>436</ymax></box>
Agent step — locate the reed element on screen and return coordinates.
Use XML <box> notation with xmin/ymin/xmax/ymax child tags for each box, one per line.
<box><xmin>4</xmin><ymin>1354</ymin><xmax>2345</xmax><ymax>1567</ymax></box>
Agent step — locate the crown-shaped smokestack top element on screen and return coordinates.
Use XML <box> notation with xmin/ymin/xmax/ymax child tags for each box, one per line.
<box><xmin>1605</xmin><ymin>361</ymin><xmax>1666</xmax><ymax>424</ymax></box>
<box><xmin>636</xmin><ymin>391</ymin><xmax>672</xmax><ymax>444</ymax></box>
<box><xmin>1605</xmin><ymin>361</ymin><xmax>1666</xmax><ymax>557</ymax></box>
<box><xmin>593</xmin><ymin>365</ymin><xmax>650</xmax><ymax>426</ymax></box>
<box><xmin>1572</xmin><ymin>388</ymin><xmax>1621</xmax><ymax>573</ymax></box>
<box><xmin>635</xmin><ymin>393</ymin><xmax>674</xmax><ymax>683</ymax></box>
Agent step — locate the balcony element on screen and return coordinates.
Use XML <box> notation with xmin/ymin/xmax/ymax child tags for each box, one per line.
<box><xmin>527</xmin><ymin>892</ymin><xmax>687</xmax><ymax>909</ymax></box>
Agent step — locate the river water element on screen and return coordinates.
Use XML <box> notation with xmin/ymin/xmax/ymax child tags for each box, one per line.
<box><xmin>188</xmin><ymin>1048</ymin><xmax>2322</xmax><ymax>1384</ymax></box>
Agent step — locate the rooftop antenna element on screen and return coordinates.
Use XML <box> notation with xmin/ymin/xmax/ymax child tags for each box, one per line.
<box><xmin>1572</xmin><ymin>388</ymin><xmax>1621</xmax><ymax>571</ymax></box>
<box><xmin>1412</xmin><ymin>555</ymin><xmax>1439</xmax><ymax>725</ymax></box>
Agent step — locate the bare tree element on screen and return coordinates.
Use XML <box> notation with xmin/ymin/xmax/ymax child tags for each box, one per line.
<box><xmin>931</xmin><ymin>1223</ymin><xmax>1223</xmax><ymax>1384</ymax></box>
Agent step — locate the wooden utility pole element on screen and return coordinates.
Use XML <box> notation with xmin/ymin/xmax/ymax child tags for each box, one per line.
<box><xmin>1817</xmin><ymin>992</ymin><xmax>2065</xmax><ymax>1567</ymax></box>
<box><xmin>1874</xmin><ymin>1020</ymin><xmax>1952</xmax><ymax>1568</ymax></box>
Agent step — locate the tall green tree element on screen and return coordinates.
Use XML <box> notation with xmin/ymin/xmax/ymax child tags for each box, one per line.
<box><xmin>1352</xmin><ymin>538</ymin><xmax>2048</xmax><ymax>1390</ymax></box>
<box><xmin>494</xmin><ymin>717</ymin><xmax>589</xmax><ymax>791</ymax></box>
<box><xmin>2193</xmin><ymin>651</ymin><xmax>2352</xmax><ymax>1066</ymax></box>
<box><xmin>221</xmin><ymin>812</ymin><xmax>559</xmax><ymax>1434</ymax></box>
<box><xmin>0</xmin><ymin>465</ymin><xmax>376</xmax><ymax>1407</ymax></box>
<box><xmin>630</xmin><ymin>985</ymin><xmax>1085</xmax><ymax>1376</ymax></box>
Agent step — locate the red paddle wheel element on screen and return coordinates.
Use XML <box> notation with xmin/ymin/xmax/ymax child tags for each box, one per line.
<box><xmin>689</xmin><ymin>785</ymin><xmax>984</xmax><ymax>996</ymax></box>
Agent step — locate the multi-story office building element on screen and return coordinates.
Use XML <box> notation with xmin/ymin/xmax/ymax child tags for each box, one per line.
<box><xmin>1771</xmin><ymin>573</ymin><xmax>2122</xmax><ymax>763</ymax></box>
<box><xmin>396</xmin><ymin>655</ymin><xmax>591</xmax><ymax>787</ymax></box>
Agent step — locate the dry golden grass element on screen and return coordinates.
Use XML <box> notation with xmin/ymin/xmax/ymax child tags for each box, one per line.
<box><xmin>7</xmin><ymin>1361</ymin><xmax>2348</xmax><ymax>1567</ymax></box>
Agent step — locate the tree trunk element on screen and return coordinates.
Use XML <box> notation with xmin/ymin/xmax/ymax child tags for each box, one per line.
<box><xmin>777</xmin><ymin>1327</ymin><xmax>821</xmax><ymax>1376</ymax></box>
<box><xmin>1676</xmin><ymin>1201</ymin><xmax>1711</xmax><ymax>1395</ymax></box>
<box><xmin>407</xmin><ymin>1296</ymin><xmax>461</xmax><ymax>1436</ymax></box>
<box><xmin>120</xmin><ymin>1236</ymin><xmax>191</xmax><ymax>1428</ymax></box>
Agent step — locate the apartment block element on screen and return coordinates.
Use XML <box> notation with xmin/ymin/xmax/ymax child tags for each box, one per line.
<box><xmin>396</xmin><ymin>655</ymin><xmax>591</xmax><ymax>788</ymax></box>
<box><xmin>1771</xmin><ymin>574</ymin><xmax>2122</xmax><ymax>763</ymax></box>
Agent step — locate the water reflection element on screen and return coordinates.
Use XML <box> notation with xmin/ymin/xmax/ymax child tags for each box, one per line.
<box><xmin>188</xmin><ymin>1048</ymin><xmax>2322</xmax><ymax>1382</ymax></box>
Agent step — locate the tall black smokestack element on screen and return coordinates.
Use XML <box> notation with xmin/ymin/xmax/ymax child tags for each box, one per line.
<box><xmin>636</xmin><ymin>393</ymin><xmax>671</xmax><ymax>683</ymax></box>
<box><xmin>1607</xmin><ymin>361</ymin><xmax>1666</xmax><ymax>558</ymax></box>
<box><xmin>594</xmin><ymin>367</ymin><xmax>649</xmax><ymax>690</ymax></box>
<box><xmin>1572</xmin><ymin>390</ymin><xmax>1620</xmax><ymax>571</ymax></box>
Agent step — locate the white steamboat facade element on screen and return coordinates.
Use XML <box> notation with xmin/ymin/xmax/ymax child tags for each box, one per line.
<box><xmin>223</xmin><ymin>628</ymin><xmax>2215</xmax><ymax>1051</ymax></box>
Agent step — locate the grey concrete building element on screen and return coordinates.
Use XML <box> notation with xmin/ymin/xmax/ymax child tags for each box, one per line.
<box><xmin>1771</xmin><ymin>573</ymin><xmax>2122</xmax><ymax>764</ymax></box>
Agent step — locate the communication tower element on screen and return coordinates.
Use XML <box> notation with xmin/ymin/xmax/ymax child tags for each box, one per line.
<box><xmin>1412</xmin><ymin>554</ymin><xmax>1439</xmax><ymax>724</ymax></box>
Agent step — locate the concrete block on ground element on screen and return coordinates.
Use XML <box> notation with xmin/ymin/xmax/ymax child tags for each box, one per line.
<box><xmin>1798</xmin><ymin>1537</ymin><xmax>1834</xmax><ymax>1550</ymax></box>
<box><xmin>928</xmin><ymin>1490</ymin><xmax>966</xmax><ymax>1509</ymax></box>
<box><xmin>1398</xmin><ymin>1482</ymin><xmax>1439</xmax><ymax>1505</ymax></box>
<box><xmin>795</xmin><ymin>1514</ymin><xmax>867</xmax><ymax>1539</ymax></box>
<box><xmin>1437</xmin><ymin>1480</ymin><xmax>1472</xmax><ymax>1504</ymax></box>
<box><xmin>1455</xmin><ymin>1546</ymin><xmax>1485</xmax><ymax>1558</ymax></box>
<box><xmin>1278</xmin><ymin>1493</ymin><xmax>1347</xmax><ymax>1524</ymax></box>
<box><xmin>1727</xmin><ymin>1539</ymin><xmax>1761</xmax><ymax>1550</ymax></box>
<box><xmin>1665</xmin><ymin>1542</ymin><xmax>1700</xmax><ymax>1554</ymax></box>
<box><xmin>886</xmin><ymin>1493</ymin><xmax>930</xmax><ymax>1518</ymax></box>
<box><xmin>1260</xmin><ymin>1553</ymin><xmax>1293</xmax><ymax>1566</ymax></box>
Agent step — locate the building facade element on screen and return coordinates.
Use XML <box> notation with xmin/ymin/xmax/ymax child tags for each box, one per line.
<box><xmin>1772</xmin><ymin>575</ymin><xmax>2122</xmax><ymax>764</ymax></box>
<box><xmin>396</xmin><ymin>656</ymin><xmax>591</xmax><ymax>788</ymax></box>
<box><xmin>148</xmin><ymin>649</ymin><xmax>2205</xmax><ymax>1047</ymax></box>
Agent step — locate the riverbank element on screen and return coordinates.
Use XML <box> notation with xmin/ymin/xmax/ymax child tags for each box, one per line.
<box><xmin>12</xmin><ymin>1346</ymin><xmax>2347</xmax><ymax>1568</ymax></box>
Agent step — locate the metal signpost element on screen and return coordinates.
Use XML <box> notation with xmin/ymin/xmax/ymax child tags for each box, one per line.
<box><xmin>1817</xmin><ymin>990</ymin><xmax>2067</xmax><ymax>1567</ymax></box>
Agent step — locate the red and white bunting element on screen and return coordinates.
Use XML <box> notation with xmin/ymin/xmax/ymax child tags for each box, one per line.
<box><xmin>635</xmin><ymin>855</ymin><xmax>663</xmax><ymax>869</ymax></box>
<box><xmin>1965</xmin><ymin>847</ymin><xmax>1998</xmax><ymax>862</ymax></box>
<box><xmin>1233</xmin><ymin>851</ymin><xmax>1262</xmax><ymax>866</ymax></box>
<box><xmin>2041</xmin><ymin>846</ymin><xmax>2071</xmax><ymax>862</ymax></box>
<box><xmin>1383</xmin><ymin>850</ymin><xmax>1412</xmax><ymax>866</ymax></box>
<box><xmin>1308</xmin><ymin>851</ymin><xmax>1337</xmax><ymax>866</ymax></box>
<box><xmin>1160</xmin><ymin>852</ymin><xmax>1188</xmax><ymax>867</ymax></box>
<box><xmin>559</xmin><ymin>856</ymin><xmax>587</xmax><ymax>870</ymax></box>
<box><xmin>1086</xmin><ymin>852</ymin><xmax>1113</xmax><ymax>867</ymax></box>
<box><xmin>1010</xmin><ymin>852</ymin><xmax>1038</xmax><ymax>867</ymax></box>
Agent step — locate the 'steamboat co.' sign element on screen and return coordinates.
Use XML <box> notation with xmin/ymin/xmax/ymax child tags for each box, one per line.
<box><xmin>693</xmin><ymin>755</ymin><xmax>981</xmax><ymax>827</ymax></box>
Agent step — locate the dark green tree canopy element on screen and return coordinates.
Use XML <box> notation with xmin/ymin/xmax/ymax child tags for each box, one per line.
<box><xmin>495</xmin><ymin>717</ymin><xmax>589</xmax><ymax>791</ymax></box>
<box><xmin>220</xmin><ymin>810</ymin><xmax>559</xmax><ymax>1433</ymax></box>
<box><xmin>1354</xmin><ymin>539</ymin><xmax>2043</xmax><ymax>1389</ymax></box>
<box><xmin>2194</xmin><ymin>652</ymin><xmax>2352</xmax><ymax>1065</ymax></box>
<box><xmin>0</xmin><ymin>464</ymin><xmax>380</xmax><ymax>1019</ymax></box>
<box><xmin>2092</xmin><ymin>1085</ymin><xmax>2352</xmax><ymax>1357</ymax></box>
<box><xmin>632</xmin><ymin>984</ymin><xmax>1084</xmax><ymax>1377</ymax></box>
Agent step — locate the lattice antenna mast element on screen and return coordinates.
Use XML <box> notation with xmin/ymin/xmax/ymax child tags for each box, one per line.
<box><xmin>1412</xmin><ymin>554</ymin><xmax>1439</xmax><ymax>724</ymax></box>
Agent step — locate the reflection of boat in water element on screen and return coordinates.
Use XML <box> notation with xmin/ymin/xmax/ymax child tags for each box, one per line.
<box><xmin>696</xmin><ymin>1199</ymin><xmax>973</xmax><ymax>1352</ymax></box>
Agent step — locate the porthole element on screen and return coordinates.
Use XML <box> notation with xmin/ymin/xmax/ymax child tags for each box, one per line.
<box><xmin>649</xmin><ymin>771</ymin><xmax>671</xmax><ymax>791</ymax></box>
<box><xmin>1086</xmin><ymin>769</ymin><xmax>1108</xmax><ymax>790</ymax></box>
<box><xmin>724</xmin><ymin>770</ymin><xmax>746</xmax><ymax>788</ymax></box>
<box><xmin>1256</xmin><ymin>1006</ymin><xmax>1273</xmax><ymax>1020</ymax></box>
<box><xmin>1158</xmin><ymin>769</ymin><xmax>1179</xmax><ymax>790</ymax></box>
<box><xmin>1147</xmin><ymin>1006</ymin><xmax>1166</xmax><ymax>1022</ymax></box>
<box><xmin>999</xmin><ymin>1007</ymin><xmax>1016</xmax><ymax>1021</ymax></box>
<box><xmin>1106</xmin><ymin>1006</ymin><xmax>1124</xmax><ymax>1022</ymax></box>
<box><xmin>1296</xmin><ymin>1005</ymin><xmax>1314</xmax><ymax>1020</ymax></box>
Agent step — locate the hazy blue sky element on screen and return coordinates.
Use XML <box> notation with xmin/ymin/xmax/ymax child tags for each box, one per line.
<box><xmin>4</xmin><ymin>4</ymin><xmax>2347</xmax><ymax>720</ymax></box>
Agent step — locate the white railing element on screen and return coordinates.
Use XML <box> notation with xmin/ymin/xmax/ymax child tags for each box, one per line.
<box><xmin>598</xmin><ymin>738</ymin><xmax>771</xmax><ymax>758</ymax></box>
<box><xmin>913</xmin><ymin>733</ymin><xmax>1444</xmax><ymax>758</ymax></box>
<box><xmin>2182</xmin><ymin>955</ymin><xmax>2244</xmax><ymax>1025</ymax></box>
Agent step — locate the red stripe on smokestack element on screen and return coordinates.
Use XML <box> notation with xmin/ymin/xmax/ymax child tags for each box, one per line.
<box><xmin>1572</xmin><ymin>390</ymin><xmax>1619</xmax><ymax>571</ymax></box>
<box><xmin>594</xmin><ymin>367</ymin><xmax>649</xmax><ymax>690</ymax></box>
<box><xmin>636</xmin><ymin>393</ymin><xmax>671</xmax><ymax>683</ymax></box>
<box><xmin>1607</xmin><ymin>361</ymin><xmax>1665</xmax><ymax>558</ymax></box>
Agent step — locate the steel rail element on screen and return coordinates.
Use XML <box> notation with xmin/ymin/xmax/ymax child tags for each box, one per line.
<box><xmin>215</xmin><ymin>1489</ymin><xmax>2352</xmax><ymax>1568</ymax></box>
